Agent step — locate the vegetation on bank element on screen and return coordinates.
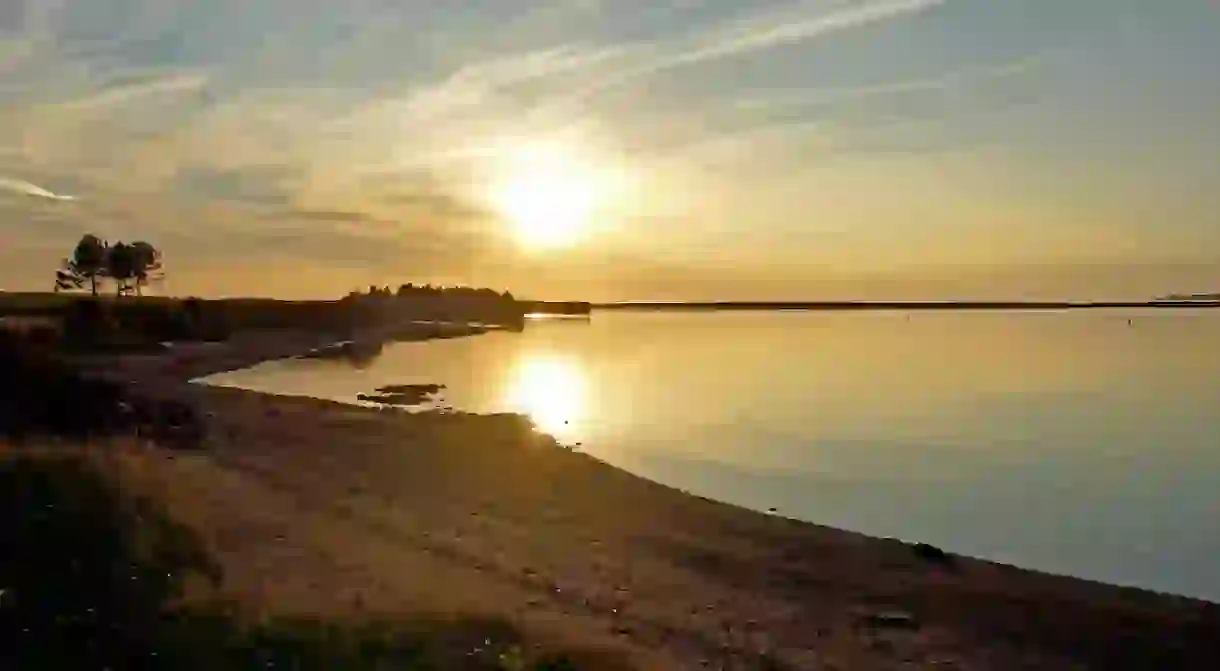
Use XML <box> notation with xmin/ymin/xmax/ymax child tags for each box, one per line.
<box><xmin>13</xmin><ymin>233</ymin><xmax>585</xmax><ymax>340</ymax></box>
<box><xmin>0</xmin><ymin>452</ymin><xmax>631</xmax><ymax>670</ymax></box>
<box><xmin>0</xmin><ymin>296</ymin><xmax>228</xmax><ymax>354</ymax></box>
<box><xmin>2</xmin><ymin>284</ymin><xmax>534</xmax><ymax>346</ymax></box>
<box><xmin>0</xmin><ymin>325</ymin><xmax>630</xmax><ymax>669</ymax></box>
<box><xmin>0</xmin><ymin>329</ymin><xmax>208</xmax><ymax>448</ymax></box>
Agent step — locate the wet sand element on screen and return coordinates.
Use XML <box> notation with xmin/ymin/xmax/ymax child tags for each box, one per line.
<box><xmin>111</xmin><ymin>331</ymin><xmax>1220</xmax><ymax>669</ymax></box>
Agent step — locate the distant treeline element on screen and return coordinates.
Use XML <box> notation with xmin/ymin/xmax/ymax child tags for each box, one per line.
<box><xmin>344</xmin><ymin>284</ymin><xmax>525</xmax><ymax>326</ymax></box>
<box><xmin>593</xmin><ymin>300</ymin><xmax>1220</xmax><ymax>311</ymax></box>
<box><xmin>0</xmin><ymin>294</ymin><xmax>510</xmax><ymax>351</ymax></box>
<box><xmin>348</xmin><ymin>283</ymin><xmax>517</xmax><ymax>302</ymax></box>
<box><xmin>346</xmin><ymin>284</ymin><xmax>591</xmax><ymax>317</ymax></box>
<box><xmin>1158</xmin><ymin>293</ymin><xmax>1220</xmax><ymax>302</ymax></box>
<box><xmin>0</xmin><ymin>284</ymin><xmax>583</xmax><ymax>352</ymax></box>
<box><xmin>0</xmin><ymin>282</ymin><xmax>593</xmax><ymax>353</ymax></box>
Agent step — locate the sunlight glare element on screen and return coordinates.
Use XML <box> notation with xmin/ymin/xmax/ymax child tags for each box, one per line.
<box><xmin>491</xmin><ymin>142</ymin><xmax>603</xmax><ymax>250</ymax></box>
<box><xmin>503</xmin><ymin>353</ymin><xmax>586</xmax><ymax>440</ymax></box>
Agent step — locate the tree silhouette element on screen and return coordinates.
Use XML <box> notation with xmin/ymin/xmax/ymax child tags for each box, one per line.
<box><xmin>54</xmin><ymin>269</ymin><xmax>82</xmax><ymax>293</ymax></box>
<box><xmin>128</xmin><ymin>241</ymin><xmax>163</xmax><ymax>296</ymax></box>
<box><xmin>56</xmin><ymin>235</ymin><xmax>108</xmax><ymax>296</ymax></box>
<box><xmin>55</xmin><ymin>237</ymin><xmax>163</xmax><ymax>297</ymax></box>
<box><xmin>105</xmin><ymin>243</ymin><xmax>138</xmax><ymax>297</ymax></box>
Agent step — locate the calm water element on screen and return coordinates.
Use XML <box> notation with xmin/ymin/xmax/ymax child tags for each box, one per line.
<box><xmin>202</xmin><ymin>310</ymin><xmax>1220</xmax><ymax>601</ymax></box>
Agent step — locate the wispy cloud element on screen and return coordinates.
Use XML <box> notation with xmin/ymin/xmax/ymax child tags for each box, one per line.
<box><xmin>53</xmin><ymin>72</ymin><xmax>209</xmax><ymax>112</ymax></box>
<box><xmin>666</xmin><ymin>0</ymin><xmax>948</xmax><ymax>68</ymax></box>
<box><xmin>554</xmin><ymin>0</ymin><xmax>950</xmax><ymax>105</ymax></box>
<box><xmin>0</xmin><ymin>176</ymin><xmax>76</xmax><ymax>201</ymax></box>
<box><xmin>734</xmin><ymin>53</ymin><xmax>1049</xmax><ymax>111</ymax></box>
<box><xmin>284</xmin><ymin>209</ymin><xmax>376</xmax><ymax>223</ymax></box>
<box><xmin>0</xmin><ymin>0</ymin><xmax>952</xmax><ymax>215</ymax></box>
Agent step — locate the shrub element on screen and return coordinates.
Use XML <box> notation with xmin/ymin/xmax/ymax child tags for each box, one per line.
<box><xmin>0</xmin><ymin>330</ymin><xmax>128</xmax><ymax>440</ymax></box>
<box><xmin>60</xmin><ymin>297</ymin><xmax>118</xmax><ymax>350</ymax></box>
<box><xmin>0</xmin><ymin>455</ymin><xmax>219</xmax><ymax>669</ymax></box>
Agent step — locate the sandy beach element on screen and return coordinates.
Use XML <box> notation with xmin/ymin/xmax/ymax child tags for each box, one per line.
<box><xmin>103</xmin><ymin>330</ymin><xmax>1220</xmax><ymax>670</ymax></box>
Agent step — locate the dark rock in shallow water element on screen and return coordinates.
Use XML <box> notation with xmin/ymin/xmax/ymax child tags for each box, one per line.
<box><xmin>357</xmin><ymin>383</ymin><xmax>446</xmax><ymax>406</ymax></box>
<box><xmin>358</xmin><ymin>393</ymin><xmax>418</xmax><ymax>406</ymax></box>
<box><xmin>300</xmin><ymin>340</ymin><xmax>385</xmax><ymax>369</ymax></box>
<box><xmin>358</xmin><ymin>385</ymin><xmax>443</xmax><ymax>407</ymax></box>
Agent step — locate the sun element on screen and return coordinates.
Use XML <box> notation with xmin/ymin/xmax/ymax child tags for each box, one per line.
<box><xmin>497</xmin><ymin>171</ymin><xmax>595</xmax><ymax>249</ymax></box>
<box><xmin>490</xmin><ymin>143</ymin><xmax>603</xmax><ymax>250</ymax></box>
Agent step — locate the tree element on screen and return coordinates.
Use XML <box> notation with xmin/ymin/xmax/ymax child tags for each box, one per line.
<box><xmin>57</xmin><ymin>235</ymin><xmax>108</xmax><ymax>296</ymax></box>
<box><xmin>54</xmin><ymin>270</ymin><xmax>82</xmax><ymax>293</ymax></box>
<box><xmin>128</xmin><ymin>241</ymin><xmax>163</xmax><ymax>296</ymax></box>
<box><xmin>106</xmin><ymin>242</ymin><xmax>138</xmax><ymax>297</ymax></box>
<box><xmin>55</xmin><ymin>237</ymin><xmax>163</xmax><ymax>297</ymax></box>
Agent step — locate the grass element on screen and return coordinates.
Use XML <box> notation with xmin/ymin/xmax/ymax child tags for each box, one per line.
<box><xmin>157</xmin><ymin>614</ymin><xmax>630</xmax><ymax>670</ymax></box>
<box><xmin>0</xmin><ymin>451</ymin><xmax>634</xmax><ymax>670</ymax></box>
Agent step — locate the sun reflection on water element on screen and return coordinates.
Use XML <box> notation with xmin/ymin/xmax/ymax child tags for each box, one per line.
<box><xmin>503</xmin><ymin>353</ymin><xmax>586</xmax><ymax>441</ymax></box>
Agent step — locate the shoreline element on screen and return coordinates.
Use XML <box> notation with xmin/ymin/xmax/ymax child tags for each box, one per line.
<box><xmin>111</xmin><ymin>330</ymin><xmax>1220</xmax><ymax>669</ymax></box>
<box><xmin>98</xmin><ymin>320</ymin><xmax>496</xmax><ymax>389</ymax></box>
<box><xmin>593</xmin><ymin>301</ymin><xmax>1220</xmax><ymax>311</ymax></box>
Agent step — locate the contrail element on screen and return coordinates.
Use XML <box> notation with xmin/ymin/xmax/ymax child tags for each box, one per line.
<box><xmin>554</xmin><ymin>0</ymin><xmax>949</xmax><ymax>106</ymax></box>
<box><xmin>672</xmin><ymin>0</ymin><xmax>950</xmax><ymax>67</ymax></box>
<box><xmin>0</xmin><ymin>177</ymin><xmax>77</xmax><ymax>201</ymax></box>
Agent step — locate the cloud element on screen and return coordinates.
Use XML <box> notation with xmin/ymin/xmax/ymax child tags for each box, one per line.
<box><xmin>666</xmin><ymin>0</ymin><xmax>948</xmax><ymax>68</ymax></box>
<box><xmin>697</xmin><ymin>52</ymin><xmax>1058</xmax><ymax>161</ymax></box>
<box><xmin>0</xmin><ymin>0</ymin><xmax>1161</xmax><ymax>299</ymax></box>
<box><xmin>553</xmin><ymin>0</ymin><xmax>950</xmax><ymax>105</ymax></box>
<box><xmin>284</xmin><ymin>209</ymin><xmax>374</xmax><ymax>223</ymax></box>
<box><xmin>0</xmin><ymin>0</ymin><xmax>953</xmax><ymax>217</ymax></box>
<box><xmin>376</xmin><ymin>191</ymin><xmax>491</xmax><ymax>221</ymax></box>
<box><xmin>735</xmin><ymin>53</ymin><xmax>1050</xmax><ymax>112</ymax></box>
<box><xmin>52</xmin><ymin>71</ymin><xmax>209</xmax><ymax>113</ymax></box>
<box><xmin>445</xmin><ymin>45</ymin><xmax>627</xmax><ymax>91</ymax></box>
<box><xmin>0</xmin><ymin>176</ymin><xmax>76</xmax><ymax>200</ymax></box>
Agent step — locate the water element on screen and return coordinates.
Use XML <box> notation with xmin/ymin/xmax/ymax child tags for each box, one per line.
<box><xmin>202</xmin><ymin>309</ymin><xmax>1220</xmax><ymax>601</ymax></box>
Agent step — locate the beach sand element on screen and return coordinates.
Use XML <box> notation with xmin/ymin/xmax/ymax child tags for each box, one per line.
<box><xmin>106</xmin><ymin>332</ymin><xmax>1220</xmax><ymax>669</ymax></box>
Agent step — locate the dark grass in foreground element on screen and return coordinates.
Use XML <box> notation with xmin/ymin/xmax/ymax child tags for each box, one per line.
<box><xmin>0</xmin><ymin>454</ymin><xmax>633</xmax><ymax>670</ymax></box>
<box><xmin>0</xmin><ymin>330</ymin><xmax>208</xmax><ymax>448</ymax></box>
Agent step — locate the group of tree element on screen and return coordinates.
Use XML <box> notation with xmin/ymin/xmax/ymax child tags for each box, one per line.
<box><xmin>54</xmin><ymin>234</ymin><xmax>163</xmax><ymax>297</ymax></box>
<box><xmin>348</xmin><ymin>283</ymin><xmax>516</xmax><ymax>303</ymax></box>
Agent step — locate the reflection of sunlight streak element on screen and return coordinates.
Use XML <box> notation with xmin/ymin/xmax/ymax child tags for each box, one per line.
<box><xmin>504</xmin><ymin>354</ymin><xmax>585</xmax><ymax>439</ymax></box>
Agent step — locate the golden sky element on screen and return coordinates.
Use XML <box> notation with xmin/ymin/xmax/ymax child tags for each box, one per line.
<box><xmin>1</xmin><ymin>0</ymin><xmax>1218</xmax><ymax>301</ymax></box>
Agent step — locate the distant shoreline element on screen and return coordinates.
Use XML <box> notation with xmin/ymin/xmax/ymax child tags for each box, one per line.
<box><xmin>593</xmin><ymin>300</ymin><xmax>1220</xmax><ymax>311</ymax></box>
<box><xmin>7</xmin><ymin>292</ymin><xmax>1217</xmax><ymax>317</ymax></box>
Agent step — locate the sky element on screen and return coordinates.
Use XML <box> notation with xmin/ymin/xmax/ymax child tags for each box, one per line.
<box><xmin>1</xmin><ymin>0</ymin><xmax>1218</xmax><ymax>301</ymax></box>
